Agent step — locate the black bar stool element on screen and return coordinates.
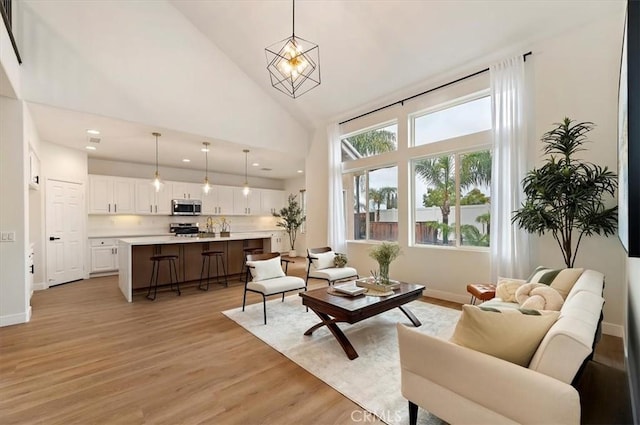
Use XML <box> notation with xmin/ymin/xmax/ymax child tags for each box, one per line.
<box><xmin>146</xmin><ymin>254</ymin><xmax>180</xmax><ymax>301</ymax></box>
<box><xmin>199</xmin><ymin>250</ymin><xmax>228</xmax><ymax>290</ymax></box>
<box><xmin>242</xmin><ymin>247</ymin><xmax>263</xmax><ymax>277</ymax></box>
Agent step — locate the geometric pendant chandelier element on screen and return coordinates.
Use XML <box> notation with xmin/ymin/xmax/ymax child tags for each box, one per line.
<box><xmin>265</xmin><ymin>0</ymin><xmax>320</xmax><ymax>99</ymax></box>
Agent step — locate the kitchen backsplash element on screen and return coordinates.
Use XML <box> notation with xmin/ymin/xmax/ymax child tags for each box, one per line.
<box><xmin>88</xmin><ymin>214</ymin><xmax>281</xmax><ymax>237</ymax></box>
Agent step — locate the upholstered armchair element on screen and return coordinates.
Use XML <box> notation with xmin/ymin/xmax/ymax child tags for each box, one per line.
<box><xmin>306</xmin><ymin>247</ymin><xmax>358</xmax><ymax>286</ymax></box>
<box><xmin>243</xmin><ymin>252</ymin><xmax>306</xmax><ymax>324</ymax></box>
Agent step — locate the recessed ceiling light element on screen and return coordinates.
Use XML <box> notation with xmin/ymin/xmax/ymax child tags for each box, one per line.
<box><xmin>252</xmin><ymin>162</ymin><xmax>260</xmax><ymax>167</ymax></box>
<box><xmin>297</xmin><ymin>169</ymin><xmax>304</xmax><ymax>173</ymax></box>
<box><xmin>85</xmin><ymin>146</ymin><xmax>97</xmax><ymax>150</ymax></box>
<box><xmin>182</xmin><ymin>158</ymin><xmax>191</xmax><ymax>163</ymax></box>
<box><xmin>86</xmin><ymin>129</ymin><xmax>100</xmax><ymax>135</ymax></box>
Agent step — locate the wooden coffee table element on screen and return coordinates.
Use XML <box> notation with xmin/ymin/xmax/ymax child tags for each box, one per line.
<box><xmin>299</xmin><ymin>282</ymin><xmax>425</xmax><ymax>360</ymax></box>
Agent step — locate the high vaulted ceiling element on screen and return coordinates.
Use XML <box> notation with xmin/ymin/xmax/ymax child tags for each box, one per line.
<box><xmin>20</xmin><ymin>0</ymin><xmax>624</xmax><ymax>179</ymax></box>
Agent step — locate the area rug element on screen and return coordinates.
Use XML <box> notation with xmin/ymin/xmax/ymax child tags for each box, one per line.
<box><xmin>222</xmin><ymin>295</ymin><xmax>461</xmax><ymax>424</ymax></box>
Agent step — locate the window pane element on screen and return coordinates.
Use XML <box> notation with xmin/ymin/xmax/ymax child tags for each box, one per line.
<box><xmin>342</xmin><ymin>124</ymin><xmax>397</xmax><ymax>161</ymax></box>
<box><xmin>353</xmin><ymin>172</ymin><xmax>367</xmax><ymax>240</ymax></box>
<box><xmin>459</xmin><ymin>150</ymin><xmax>492</xmax><ymax>247</ymax></box>
<box><xmin>413</xmin><ymin>155</ymin><xmax>455</xmax><ymax>246</ymax></box>
<box><xmin>368</xmin><ymin>166</ymin><xmax>398</xmax><ymax>241</ymax></box>
<box><xmin>412</xmin><ymin>96</ymin><xmax>491</xmax><ymax>146</ymax></box>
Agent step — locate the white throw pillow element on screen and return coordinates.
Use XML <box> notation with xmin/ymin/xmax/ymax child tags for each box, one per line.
<box><xmin>496</xmin><ymin>277</ymin><xmax>526</xmax><ymax>302</ymax></box>
<box><xmin>515</xmin><ymin>283</ymin><xmax>564</xmax><ymax>311</ymax></box>
<box><xmin>310</xmin><ymin>251</ymin><xmax>335</xmax><ymax>270</ymax></box>
<box><xmin>246</xmin><ymin>256</ymin><xmax>285</xmax><ymax>282</ymax></box>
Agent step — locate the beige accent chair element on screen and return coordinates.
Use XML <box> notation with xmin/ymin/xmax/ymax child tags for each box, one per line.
<box><xmin>243</xmin><ymin>252</ymin><xmax>306</xmax><ymax>325</ymax></box>
<box><xmin>306</xmin><ymin>247</ymin><xmax>358</xmax><ymax>286</ymax></box>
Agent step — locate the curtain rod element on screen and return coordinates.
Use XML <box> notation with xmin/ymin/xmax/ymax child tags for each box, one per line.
<box><xmin>339</xmin><ymin>51</ymin><xmax>532</xmax><ymax>126</ymax></box>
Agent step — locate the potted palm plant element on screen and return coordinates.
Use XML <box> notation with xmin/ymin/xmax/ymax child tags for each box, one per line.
<box><xmin>273</xmin><ymin>194</ymin><xmax>305</xmax><ymax>257</ymax></box>
<box><xmin>512</xmin><ymin>118</ymin><xmax>618</xmax><ymax>267</ymax></box>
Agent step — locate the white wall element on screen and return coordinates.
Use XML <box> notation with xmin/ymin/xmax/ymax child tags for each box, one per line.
<box><xmin>530</xmin><ymin>12</ymin><xmax>626</xmax><ymax>332</ymax></box>
<box><xmin>89</xmin><ymin>158</ymin><xmax>284</xmax><ymax>190</ymax></box>
<box><xmin>41</xmin><ymin>141</ymin><xmax>88</xmax><ymax>185</ymax></box>
<box><xmin>0</xmin><ymin>96</ymin><xmax>29</xmax><ymax>326</ymax></box>
<box><xmin>25</xmin><ymin>103</ymin><xmax>45</xmax><ymax>287</ymax></box>
<box><xmin>305</xmin><ymin>128</ymin><xmax>329</xmax><ymax>251</ymax></box>
<box><xmin>305</xmin><ymin>10</ymin><xmax>628</xmax><ymax>327</ymax></box>
<box><xmin>19</xmin><ymin>0</ymin><xmax>310</xmax><ymax>158</ymax></box>
<box><xmin>283</xmin><ymin>175</ymin><xmax>307</xmax><ymax>255</ymax></box>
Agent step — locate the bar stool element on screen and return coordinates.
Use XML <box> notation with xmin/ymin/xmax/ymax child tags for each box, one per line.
<box><xmin>242</xmin><ymin>247</ymin><xmax>263</xmax><ymax>278</ymax></box>
<box><xmin>199</xmin><ymin>250</ymin><xmax>228</xmax><ymax>290</ymax></box>
<box><xmin>146</xmin><ymin>254</ymin><xmax>180</xmax><ymax>301</ymax></box>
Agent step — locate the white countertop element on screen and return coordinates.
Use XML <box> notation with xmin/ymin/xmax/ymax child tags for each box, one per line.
<box><xmin>89</xmin><ymin>233</ymin><xmax>173</xmax><ymax>239</ymax></box>
<box><xmin>91</xmin><ymin>229</ymin><xmax>282</xmax><ymax>239</ymax></box>
<box><xmin>118</xmin><ymin>232</ymin><xmax>274</xmax><ymax>245</ymax></box>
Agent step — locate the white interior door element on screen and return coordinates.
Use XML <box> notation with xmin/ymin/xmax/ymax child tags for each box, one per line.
<box><xmin>46</xmin><ymin>180</ymin><xmax>84</xmax><ymax>286</ymax></box>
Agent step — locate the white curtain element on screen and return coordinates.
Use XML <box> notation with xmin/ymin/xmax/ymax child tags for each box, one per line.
<box><xmin>490</xmin><ymin>56</ymin><xmax>531</xmax><ymax>281</ymax></box>
<box><xmin>327</xmin><ymin>123</ymin><xmax>346</xmax><ymax>253</ymax></box>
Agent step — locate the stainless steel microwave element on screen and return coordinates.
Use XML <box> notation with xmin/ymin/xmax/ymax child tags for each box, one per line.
<box><xmin>171</xmin><ymin>199</ymin><xmax>202</xmax><ymax>216</ymax></box>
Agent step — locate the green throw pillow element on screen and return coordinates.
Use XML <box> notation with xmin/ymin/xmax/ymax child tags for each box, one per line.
<box><xmin>526</xmin><ymin>266</ymin><xmax>562</xmax><ymax>285</ymax></box>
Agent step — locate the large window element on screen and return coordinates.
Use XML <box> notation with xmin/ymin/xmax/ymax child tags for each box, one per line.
<box><xmin>412</xmin><ymin>96</ymin><xmax>491</xmax><ymax>146</ymax></box>
<box><xmin>412</xmin><ymin>150</ymin><xmax>491</xmax><ymax>247</ymax></box>
<box><xmin>342</xmin><ymin>123</ymin><xmax>397</xmax><ymax>161</ymax></box>
<box><xmin>352</xmin><ymin>166</ymin><xmax>398</xmax><ymax>241</ymax></box>
<box><xmin>341</xmin><ymin>86</ymin><xmax>492</xmax><ymax>249</ymax></box>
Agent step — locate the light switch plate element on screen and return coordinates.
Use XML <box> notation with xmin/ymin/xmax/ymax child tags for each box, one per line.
<box><xmin>1</xmin><ymin>232</ymin><xmax>16</xmax><ymax>242</ymax></box>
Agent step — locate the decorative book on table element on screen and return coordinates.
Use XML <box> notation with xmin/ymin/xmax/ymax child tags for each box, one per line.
<box><xmin>333</xmin><ymin>283</ymin><xmax>367</xmax><ymax>296</ymax></box>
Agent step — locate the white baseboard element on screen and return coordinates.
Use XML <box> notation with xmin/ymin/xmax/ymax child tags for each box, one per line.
<box><xmin>602</xmin><ymin>321</ymin><xmax>624</xmax><ymax>338</ymax></box>
<box><xmin>33</xmin><ymin>281</ymin><xmax>48</xmax><ymax>291</ymax></box>
<box><xmin>423</xmin><ymin>288</ymin><xmax>470</xmax><ymax>305</ymax></box>
<box><xmin>0</xmin><ymin>306</ymin><xmax>31</xmax><ymax>327</ymax></box>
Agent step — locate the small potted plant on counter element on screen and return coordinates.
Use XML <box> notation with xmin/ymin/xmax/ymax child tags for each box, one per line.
<box><xmin>273</xmin><ymin>194</ymin><xmax>305</xmax><ymax>257</ymax></box>
<box><xmin>218</xmin><ymin>217</ymin><xmax>231</xmax><ymax>237</ymax></box>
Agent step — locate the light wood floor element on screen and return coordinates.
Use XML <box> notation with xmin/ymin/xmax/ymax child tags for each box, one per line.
<box><xmin>0</xmin><ymin>259</ymin><xmax>629</xmax><ymax>424</ymax></box>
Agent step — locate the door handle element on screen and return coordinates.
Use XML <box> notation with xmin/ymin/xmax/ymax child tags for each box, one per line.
<box><xmin>114</xmin><ymin>204</ymin><xmax>117</xmax><ymax>213</ymax></box>
<box><xmin>49</xmin><ymin>236</ymin><xmax>60</xmax><ymax>241</ymax></box>
<box><xmin>30</xmin><ymin>265</ymin><xmax>34</xmax><ymax>274</ymax></box>
<box><xmin>155</xmin><ymin>205</ymin><xmax>158</xmax><ymax>213</ymax></box>
<box><xmin>108</xmin><ymin>204</ymin><xmax>111</xmax><ymax>212</ymax></box>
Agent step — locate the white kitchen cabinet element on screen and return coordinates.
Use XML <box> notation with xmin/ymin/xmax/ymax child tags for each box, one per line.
<box><xmin>88</xmin><ymin>175</ymin><xmax>135</xmax><ymax>214</ymax></box>
<box><xmin>135</xmin><ymin>180</ymin><xmax>172</xmax><ymax>215</ymax></box>
<box><xmin>233</xmin><ymin>187</ymin><xmax>261</xmax><ymax>215</ymax></box>
<box><xmin>28</xmin><ymin>150</ymin><xmax>40</xmax><ymax>190</ymax></box>
<box><xmin>203</xmin><ymin>185</ymin><xmax>235</xmax><ymax>215</ymax></box>
<box><xmin>261</xmin><ymin>189</ymin><xmax>285</xmax><ymax>215</ymax></box>
<box><xmin>270</xmin><ymin>231</ymin><xmax>287</xmax><ymax>253</ymax></box>
<box><xmin>172</xmin><ymin>182</ymin><xmax>203</xmax><ymax>200</ymax></box>
<box><xmin>90</xmin><ymin>238</ymin><xmax>119</xmax><ymax>272</ymax></box>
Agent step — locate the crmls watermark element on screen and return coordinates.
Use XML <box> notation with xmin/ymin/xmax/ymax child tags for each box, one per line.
<box><xmin>350</xmin><ymin>409</ymin><xmax>402</xmax><ymax>423</ymax></box>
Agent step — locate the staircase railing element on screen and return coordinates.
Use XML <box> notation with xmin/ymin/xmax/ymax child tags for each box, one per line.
<box><xmin>0</xmin><ymin>0</ymin><xmax>22</xmax><ymax>64</ymax></box>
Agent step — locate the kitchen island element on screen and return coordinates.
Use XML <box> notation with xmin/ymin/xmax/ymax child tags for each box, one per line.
<box><xmin>118</xmin><ymin>233</ymin><xmax>273</xmax><ymax>302</ymax></box>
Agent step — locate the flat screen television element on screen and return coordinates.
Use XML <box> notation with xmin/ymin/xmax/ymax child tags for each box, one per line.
<box><xmin>620</xmin><ymin>1</ymin><xmax>639</xmax><ymax>257</ymax></box>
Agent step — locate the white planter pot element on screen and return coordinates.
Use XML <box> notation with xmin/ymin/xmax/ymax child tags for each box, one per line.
<box><xmin>288</xmin><ymin>250</ymin><xmax>296</xmax><ymax>258</ymax></box>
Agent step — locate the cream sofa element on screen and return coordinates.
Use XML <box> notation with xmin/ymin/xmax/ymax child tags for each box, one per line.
<box><xmin>397</xmin><ymin>269</ymin><xmax>605</xmax><ymax>425</ymax></box>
